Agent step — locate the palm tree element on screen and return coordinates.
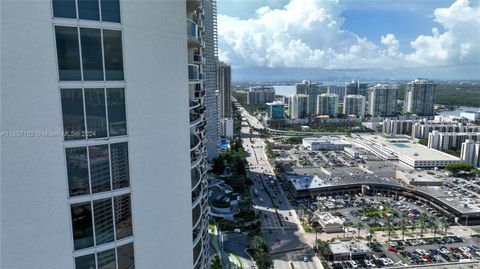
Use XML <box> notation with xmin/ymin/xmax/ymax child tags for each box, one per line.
<box><xmin>400</xmin><ymin>221</ymin><xmax>407</xmax><ymax>241</ymax></box>
<box><xmin>356</xmin><ymin>222</ymin><xmax>363</xmax><ymax>238</ymax></box>
<box><xmin>441</xmin><ymin>217</ymin><xmax>450</xmax><ymax>237</ymax></box>
<box><xmin>249</xmin><ymin>236</ymin><xmax>266</xmax><ymax>253</ymax></box>
<box><xmin>367</xmin><ymin>228</ymin><xmax>376</xmax><ymax>243</ymax></box>
<box><xmin>431</xmin><ymin>222</ymin><xmax>439</xmax><ymax>239</ymax></box>
<box><xmin>419</xmin><ymin>216</ymin><xmax>427</xmax><ymax>239</ymax></box>
<box><xmin>316</xmin><ymin>240</ymin><xmax>332</xmax><ymax>259</ymax></box>
<box><xmin>410</xmin><ymin>221</ymin><xmax>417</xmax><ymax>239</ymax></box>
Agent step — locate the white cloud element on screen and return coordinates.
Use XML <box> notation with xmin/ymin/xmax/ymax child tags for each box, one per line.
<box><xmin>218</xmin><ymin>0</ymin><xmax>480</xmax><ymax>70</ymax></box>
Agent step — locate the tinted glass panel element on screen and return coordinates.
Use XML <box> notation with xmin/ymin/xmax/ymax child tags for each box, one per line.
<box><xmin>66</xmin><ymin>147</ymin><xmax>90</xmax><ymax>196</ymax></box>
<box><xmin>93</xmin><ymin>198</ymin><xmax>114</xmax><ymax>245</ymax></box>
<box><xmin>71</xmin><ymin>202</ymin><xmax>94</xmax><ymax>250</ymax></box>
<box><xmin>75</xmin><ymin>254</ymin><xmax>96</xmax><ymax>269</ymax></box>
<box><xmin>114</xmin><ymin>194</ymin><xmax>132</xmax><ymax>239</ymax></box>
<box><xmin>101</xmin><ymin>0</ymin><xmax>121</xmax><ymax>23</ymax></box>
<box><xmin>117</xmin><ymin>243</ymin><xmax>135</xmax><ymax>269</ymax></box>
<box><xmin>103</xmin><ymin>30</ymin><xmax>124</xmax><ymax>80</ymax></box>
<box><xmin>78</xmin><ymin>0</ymin><xmax>100</xmax><ymax>20</ymax></box>
<box><xmin>61</xmin><ymin>89</ymin><xmax>85</xmax><ymax>140</ymax></box>
<box><xmin>85</xmin><ymin>88</ymin><xmax>107</xmax><ymax>138</ymax></box>
<box><xmin>80</xmin><ymin>28</ymin><xmax>103</xmax><ymax>81</ymax></box>
<box><xmin>107</xmin><ymin>88</ymin><xmax>127</xmax><ymax>136</ymax></box>
<box><xmin>97</xmin><ymin>248</ymin><xmax>116</xmax><ymax>269</ymax></box>
<box><xmin>89</xmin><ymin>145</ymin><xmax>111</xmax><ymax>193</ymax></box>
<box><xmin>52</xmin><ymin>0</ymin><xmax>76</xmax><ymax>18</ymax></box>
<box><xmin>55</xmin><ymin>26</ymin><xmax>81</xmax><ymax>81</ymax></box>
<box><xmin>110</xmin><ymin>143</ymin><xmax>129</xmax><ymax>189</ymax></box>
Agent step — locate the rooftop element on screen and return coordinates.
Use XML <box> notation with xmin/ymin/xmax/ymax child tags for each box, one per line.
<box><xmin>330</xmin><ymin>240</ymin><xmax>370</xmax><ymax>255</ymax></box>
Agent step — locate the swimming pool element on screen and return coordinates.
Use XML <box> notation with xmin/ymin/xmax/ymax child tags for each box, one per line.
<box><xmin>393</xmin><ymin>143</ymin><xmax>410</xmax><ymax>148</ymax></box>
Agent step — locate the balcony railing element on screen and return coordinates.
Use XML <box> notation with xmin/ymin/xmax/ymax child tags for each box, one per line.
<box><xmin>191</xmin><ymin>167</ymin><xmax>201</xmax><ymax>190</ymax></box>
<box><xmin>187</xmin><ymin>19</ymin><xmax>198</xmax><ymax>39</ymax></box>
<box><xmin>193</xmin><ymin>54</ymin><xmax>205</xmax><ymax>65</ymax></box>
<box><xmin>188</xmin><ymin>64</ymin><xmax>200</xmax><ymax>81</ymax></box>
<box><xmin>190</xmin><ymin>104</ymin><xmax>204</xmax><ymax>126</ymax></box>
<box><xmin>190</xmin><ymin>133</ymin><xmax>201</xmax><ymax>150</ymax></box>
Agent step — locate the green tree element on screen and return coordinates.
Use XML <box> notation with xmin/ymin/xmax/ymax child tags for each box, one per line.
<box><xmin>441</xmin><ymin>217</ymin><xmax>450</xmax><ymax>237</ymax></box>
<box><xmin>249</xmin><ymin>236</ymin><xmax>266</xmax><ymax>253</ymax></box>
<box><xmin>400</xmin><ymin>220</ymin><xmax>407</xmax><ymax>241</ymax></box>
<box><xmin>254</xmin><ymin>250</ymin><xmax>273</xmax><ymax>269</ymax></box>
<box><xmin>315</xmin><ymin>240</ymin><xmax>332</xmax><ymax>258</ymax></box>
<box><xmin>431</xmin><ymin>222</ymin><xmax>439</xmax><ymax>239</ymax></box>
<box><xmin>356</xmin><ymin>222</ymin><xmax>363</xmax><ymax>238</ymax></box>
<box><xmin>445</xmin><ymin>162</ymin><xmax>474</xmax><ymax>175</ymax></box>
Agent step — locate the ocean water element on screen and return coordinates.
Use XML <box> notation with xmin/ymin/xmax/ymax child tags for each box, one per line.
<box><xmin>439</xmin><ymin>106</ymin><xmax>480</xmax><ymax>116</ymax></box>
<box><xmin>274</xmin><ymin>85</ymin><xmax>296</xmax><ymax>96</ymax></box>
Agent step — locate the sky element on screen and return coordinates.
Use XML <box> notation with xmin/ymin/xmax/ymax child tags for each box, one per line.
<box><xmin>217</xmin><ymin>0</ymin><xmax>480</xmax><ymax>81</ymax></box>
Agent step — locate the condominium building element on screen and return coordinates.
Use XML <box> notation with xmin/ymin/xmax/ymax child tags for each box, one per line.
<box><xmin>411</xmin><ymin>122</ymin><xmax>480</xmax><ymax>139</ymax></box>
<box><xmin>343</xmin><ymin>95</ymin><xmax>366</xmax><ymax>118</ymax></box>
<box><xmin>296</xmin><ymin>80</ymin><xmax>321</xmax><ymax>115</ymax></box>
<box><xmin>247</xmin><ymin>86</ymin><xmax>275</xmax><ymax>105</ymax></box>
<box><xmin>368</xmin><ymin>84</ymin><xmax>398</xmax><ymax>117</ymax></box>
<box><xmin>289</xmin><ymin>94</ymin><xmax>309</xmax><ymax>119</ymax></box>
<box><xmin>327</xmin><ymin>85</ymin><xmax>346</xmax><ymax>101</ymax></box>
<box><xmin>345</xmin><ymin>81</ymin><xmax>368</xmax><ymax>100</ymax></box>
<box><xmin>404</xmin><ymin>78</ymin><xmax>436</xmax><ymax>116</ymax></box>
<box><xmin>220</xmin><ymin>117</ymin><xmax>234</xmax><ymax>138</ymax></box>
<box><xmin>316</xmin><ymin>93</ymin><xmax>339</xmax><ymax>117</ymax></box>
<box><xmin>428</xmin><ymin>131</ymin><xmax>480</xmax><ymax>150</ymax></box>
<box><xmin>1</xmin><ymin>1</ymin><xmax>211</xmax><ymax>268</ymax></box>
<box><xmin>266</xmin><ymin>101</ymin><xmax>285</xmax><ymax>119</ymax></box>
<box><xmin>217</xmin><ymin>61</ymin><xmax>231</xmax><ymax>118</ymax></box>
<box><xmin>382</xmin><ymin>119</ymin><xmax>415</xmax><ymax>135</ymax></box>
<box><xmin>461</xmin><ymin>140</ymin><xmax>480</xmax><ymax>168</ymax></box>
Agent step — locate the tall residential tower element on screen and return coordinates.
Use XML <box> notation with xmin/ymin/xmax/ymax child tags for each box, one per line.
<box><xmin>368</xmin><ymin>84</ymin><xmax>398</xmax><ymax>117</ymax></box>
<box><xmin>404</xmin><ymin>78</ymin><xmax>436</xmax><ymax>117</ymax></box>
<box><xmin>1</xmin><ymin>0</ymin><xmax>212</xmax><ymax>268</ymax></box>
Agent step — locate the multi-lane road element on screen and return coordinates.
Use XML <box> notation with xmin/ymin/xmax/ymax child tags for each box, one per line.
<box><xmin>238</xmin><ymin>106</ymin><xmax>323</xmax><ymax>269</ymax></box>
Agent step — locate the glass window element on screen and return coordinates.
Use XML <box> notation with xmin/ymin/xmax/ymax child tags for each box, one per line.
<box><xmin>52</xmin><ymin>0</ymin><xmax>77</xmax><ymax>18</ymax></box>
<box><xmin>80</xmin><ymin>28</ymin><xmax>104</xmax><ymax>81</ymax></box>
<box><xmin>117</xmin><ymin>243</ymin><xmax>135</xmax><ymax>269</ymax></box>
<box><xmin>89</xmin><ymin>145</ymin><xmax>111</xmax><ymax>193</ymax></box>
<box><xmin>101</xmin><ymin>0</ymin><xmax>121</xmax><ymax>23</ymax></box>
<box><xmin>93</xmin><ymin>198</ymin><xmax>114</xmax><ymax>245</ymax></box>
<box><xmin>103</xmin><ymin>30</ymin><xmax>124</xmax><ymax>81</ymax></box>
<box><xmin>97</xmin><ymin>248</ymin><xmax>117</xmax><ymax>269</ymax></box>
<box><xmin>114</xmin><ymin>194</ymin><xmax>132</xmax><ymax>239</ymax></box>
<box><xmin>71</xmin><ymin>202</ymin><xmax>94</xmax><ymax>250</ymax></box>
<box><xmin>107</xmin><ymin>88</ymin><xmax>127</xmax><ymax>136</ymax></box>
<box><xmin>61</xmin><ymin>89</ymin><xmax>86</xmax><ymax>140</ymax></box>
<box><xmin>110</xmin><ymin>143</ymin><xmax>130</xmax><ymax>189</ymax></box>
<box><xmin>85</xmin><ymin>88</ymin><xmax>107</xmax><ymax>138</ymax></box>
<box><xmin>78</xmin><ymin>0</ymin><xmax>100</xmax><ymax>20</ymax></box>
<box><xmin>66</xmin><ymin>147</ymin><xmax>90</xmax><ymax>196</ymax></box>
<box><xmin>75</xmin><ymin>254</ymin><xmax>96</xmax><ymax>269</ymax></box>
<box><xmin>55</xmin><ymin>26</ymin><xmax>81</xmax><ymax>81</ymax></box>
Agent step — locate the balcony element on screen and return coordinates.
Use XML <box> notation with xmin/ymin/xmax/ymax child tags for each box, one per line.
<box><xmin>193</xmin><ymin>54</ymin><xmax>205</xmax><ymax>65</ymax></box>
<box><xmin>187</xmin><ymin>19</ymin><xmax>202</xmax><ymax>47</ymax></box>
<box><xmin>190</xmin><ymin>133</ymin><xmax>201</xmax><ymax>152</ymax></box>
<box><xmin>190</xmin><ymin>104</ymin><xmax>204</xmax><ymax>126</ymax></box>
<box><xmin>188</xmin><ymin>64</ymin><xmax>200</xmax><ymax>81</ymax></box>
<box><xmin>191</xmin><ymin>147</ymin><xmax>204</xmax><ymax>168</ymax></box>
<box><xmin>187</xmin><ymin>0</ymin><xmax>201</xmax><ymax>13</ymax></box>
<box><xmin>191</xmin><ymin>167</ymin><xmax>201</xmax><ymax>190</ymax></box>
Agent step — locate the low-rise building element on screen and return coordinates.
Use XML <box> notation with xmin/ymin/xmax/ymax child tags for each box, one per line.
<box><xmin>313</xmin><ymin>212</ymin><xmax>344</xmax><ymax>233</ymax></box>
<box><xmin>461</xmin><ymin>139</ymin><xmax>480</xmax><ymax>168</ymax></box>
<box><xmin>330</xmin><ymin>240</ymin><xmax>372</xmax><ymax>261</ymax></box>
<box><xmin>266</xmin><ymin>101</ymin><xmax>285</xmax><ymax>119</ymax></box>
<box><xmin>302</xmin><ymin>138</ymin><xmax>350</xmax><ymax>151</ymax></box>
<box><xmin>396</xmin><ymin>170</ymin><xmax>444</xmax><ymax>186</ymax></box>
<box><xmin>461</xmin><ymin>111</ymin><xmax>480</xmax><ymax>122</ymax></box>
<box><xmin>428</xmin><ymin>131</ymin><xmax>480</xmax><ymax>150</ymax></box>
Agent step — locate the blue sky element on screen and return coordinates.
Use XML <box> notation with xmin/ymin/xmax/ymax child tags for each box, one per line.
<box><xmin>217</xmin><ymin>0</ymin><xmax>480</xmax><ymax>81</ymax></box>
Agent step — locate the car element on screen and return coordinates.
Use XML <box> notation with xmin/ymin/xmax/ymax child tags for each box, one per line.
<box><xmin>303</xmin><ymin>256</ymin><xmax>308</xmax><ymax>262</ymax></box>
<box><xmin>388</xmin><ymin>247</ymin><xmax>398</xmax><ymax>252</ymax></box>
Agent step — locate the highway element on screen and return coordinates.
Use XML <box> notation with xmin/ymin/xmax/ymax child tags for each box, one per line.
<box><xmin>238</xmin><ymin>105</ymin><xmax>324</xmax><ymax>269</ymax></box>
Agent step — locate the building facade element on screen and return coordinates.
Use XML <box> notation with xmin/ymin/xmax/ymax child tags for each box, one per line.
<box><xmin>461</xmin><ymin>111</ymin><xmax>480</xmax><ymax>122</ymax></box>
<box><xmin>289</xmin><ymin>94</ymin><xmax>309</xmax><ymax>119</ymax></box>
<box><xmin>428</xmin><ymin>131</ymin><xmax>480</xmax><ymax>150</ymax></box>
<box><xmin>368</xmin><ymin>84</ymin><xmax>398</xmax><ymax>117</ymax></box>
<box><xmin>327</xmin><ymin>85</ymin><xmax>346</xmax><ymax>101</ymax></box>
<box><xmin>404</xmin><ymin>78</ymin><xmax>436</xmax><ymax>117</ymax></box>
<box><xmin>266</xmin><ymin>101</ymin><xmax>285</xmax><ymax>119</ymax></box>
<box><xmin>412</xmin><ymin>122</ymin><xmax>480</xmax><ymax>139</ymax></box>
<box><xmin>220</xmin><ymin>117</ymin><xmax>234</xmax><ymax>138</ymax></box>
<box><xmin>296</xmin><ymin>80</ymin><xmax>321</xmax><ymax>115</ymax></box>
<box><xmin>246</xmin><ymin>86</ymin><xmax>275</xmax><ymax>105</ymax></box>
<box><xmin>461</xmin><ymin>140</ymin><xmax>480</xmax><ymax>168</ymax></box>
<box><xmin>1</xmin><ymin>0</ymin><xmax>210</xmax><ymax>268</ymax></box>
<box><xmin>217</xmin><ymin>61</ymin><xmax>231</xmax><ymax>118</ymax></box>
<box><xmin>343</xmin><ymin>95</ymin><xmax>366</xmax><ymax>118</ymax></box>
<box><xmin>316</xmin><ymin>93</ymin><xmax>339</xmax><ymax>117</ymax></box>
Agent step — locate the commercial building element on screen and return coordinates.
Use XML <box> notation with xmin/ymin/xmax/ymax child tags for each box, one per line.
<box><xmin>296</xmin><ymin>80</ymin><xmax>321</xmax><ymax>115</ymax></box>
<box><xmin>428</xmin><ymin>131</ymin><xmax>480</xmax><ymax>150</ymax></box>
<box><xmin>289</xmin><ymin>94</ymin><xmax>309</xmax><ymax>119</ymax></box>
<box><xmin>220</xmin><ymin>117</ymin><xmax>234</xmax><ymax>138</ymax></box>
<box><xmin>352</xmin><ymin>135</ymin><xmax>461</xmax><ymax>168</ymax></box>
<box><xmin>327</xmin><ymin>85</ymin><xmax>346</xmax><ymax>101</ymax></box>
<box><xmin>404</xmin><ymin>78</ymin><xmax>436</xmax><ymax>117</ymax></box>
<box><xmin>330</xmin><ymin>241</ymin><xmax>372</xmax><ymax>261</ymax></box>
<box><xmin>1</xmin><ymin>1</ymin><xmax>213</xmax><ymax>268</ymax></box>
<box><xmin>312</xmin><ymin>212</ymin><xmax>344</xmax><ymax>233</ymax></box>
<box><xmin>247</xmin><ymin>86</ymin><xmax>275</xmax><ymax>105</ymax></box>
<box><xmin>368</xmin><ymin>84</ymin><xmax>398</xmax><ymax>117</ymax></box>
<box><xmin>316</xmin><ymin>93</ymin><xmax>339</xmax><ymax>117</ymax></box>
<box><xmin>217</xmin><ymin>61</ymin><xmax>231</xmax><ymax>118</ymax></box>
<box><xmin>302</xmin><ymin>138</ymin><xmax>350</xmax><ymax>151</ymax></box>
<box><xmin>266</xmin><ymin>101</ymin><xmax>285</xmax><ymax>120</ymax></box>
<box><xmin>461</xmin><ymin>111</ymin><xmax>480</xmax><ymax>122</ymax></box>
<box><xmin>344</xmin><ymin>95</ymin><xmax>366</xmax><ymax>118</ymax></box>
<box><xmin>461</xmin><ymin>140</ymin><xmax>480</xmax><ymax>168</ymax></box>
